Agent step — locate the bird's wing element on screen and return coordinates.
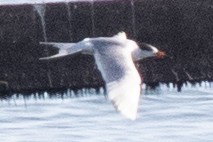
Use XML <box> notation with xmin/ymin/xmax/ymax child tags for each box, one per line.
<box><xmin>94</xmin><ymin>45</ymin><xmax>141</xmax><ymax>120</ymax></box>
<box><xmin>39</xmin><ymin>42</ymin><xmax>88</xmax><ymax>60</ymax></box>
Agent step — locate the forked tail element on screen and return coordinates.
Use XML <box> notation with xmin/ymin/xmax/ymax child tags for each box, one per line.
<box><xmin>39</xmin><ymin>42</ymin><xmax>77</xmax><ymax>60</ymax></box>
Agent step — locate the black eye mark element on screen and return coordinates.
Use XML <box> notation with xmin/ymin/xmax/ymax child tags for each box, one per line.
<box><xmin>137</xmin><ymin>42</ymin><xmax>153</xmax><ymax>51</ymax></box>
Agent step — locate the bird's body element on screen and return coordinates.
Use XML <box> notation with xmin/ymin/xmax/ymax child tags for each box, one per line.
<box><xmin>40</xmin><ymin>32</ymin><xmax>165</xmax><ymax>120</ymax></box>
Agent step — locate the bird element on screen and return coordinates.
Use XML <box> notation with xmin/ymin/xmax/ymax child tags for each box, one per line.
<box><xmin>39</xmin><ymin>32</ymin><xmax>166</xmax><ymax>120</ymax></box>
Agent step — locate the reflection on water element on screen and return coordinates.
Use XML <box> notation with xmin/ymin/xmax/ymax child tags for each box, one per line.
<box><xmin>1</xmin><ymin>83</ymin><xmax>213</xmax><ymax>142</ymax></box>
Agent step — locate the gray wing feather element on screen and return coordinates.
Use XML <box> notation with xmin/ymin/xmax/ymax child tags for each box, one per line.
<box><xmin>94</xmin><ymin>45</ymin><xmax>141</xmax><ymax>120</ymax></box>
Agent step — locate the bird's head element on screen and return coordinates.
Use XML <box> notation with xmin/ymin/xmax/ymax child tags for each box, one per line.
<box><xmin>138</xmin><ymin>42</ymin><xmax>166</xmax><ymax>59</ymax></box>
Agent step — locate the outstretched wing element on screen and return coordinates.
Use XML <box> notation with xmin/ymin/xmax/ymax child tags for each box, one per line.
<box><xmin>94</xmin><ymin>44</ymin><xmax>141</xmax><ymax>120</ymax></box>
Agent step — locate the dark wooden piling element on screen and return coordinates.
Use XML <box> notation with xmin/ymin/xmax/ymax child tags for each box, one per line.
<box><xmin>0</xmin><ymin>0</ymin><xmax>213</xmax><ymax>96</ymax></box>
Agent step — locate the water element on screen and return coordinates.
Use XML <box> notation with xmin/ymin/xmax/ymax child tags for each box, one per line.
<box><xmin>1</xmin><ymin>83</ymin><xmax>213</xmax><ymax>142</ymax></box>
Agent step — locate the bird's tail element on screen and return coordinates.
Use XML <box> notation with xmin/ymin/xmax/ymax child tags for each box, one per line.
<box><xmin>39</xmin><ymin>42</ymin><xmax>76</xmax><ymax>60</ymax></box>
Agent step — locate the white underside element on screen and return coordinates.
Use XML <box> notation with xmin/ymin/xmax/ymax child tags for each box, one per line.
<box><xmin>39</xmin><ymin>32</ymin><xmax>145</xmax><ymax>120</ymax></box>
<box><xmin>107</xmin><ymin>77</ymin><xmax>141</xmax><ymax>120</ymax></box>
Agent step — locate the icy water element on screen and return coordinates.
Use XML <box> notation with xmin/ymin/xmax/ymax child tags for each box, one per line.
<box><xmin>1</xmin><ymin>83</ymin><xmax>213</xmax><ymax>142</ymax></box>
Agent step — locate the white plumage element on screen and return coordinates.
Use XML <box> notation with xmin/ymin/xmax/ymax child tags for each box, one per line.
<box><xmin>40</xmin><ymin>32</ymin><xmax>164</xmax><ymax>120</ymax></box>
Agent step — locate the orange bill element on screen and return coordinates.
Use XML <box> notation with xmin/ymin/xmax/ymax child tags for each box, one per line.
<box><xmin>155</xmin><ymin>51</ymin><xmax>166</xmax><ymax>59</ymax></box>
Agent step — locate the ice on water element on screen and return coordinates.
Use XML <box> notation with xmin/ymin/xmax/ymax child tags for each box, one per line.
<box><xmin>1</xmin><ymin>83</ymin><xmax>213</xmax><ymax>142</ymax></box>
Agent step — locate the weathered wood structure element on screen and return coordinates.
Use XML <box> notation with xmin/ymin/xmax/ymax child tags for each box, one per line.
<box><xmin>0</xmin><ymin>0</ymin><xmax>212</xmax><ymax>96</ymax></box>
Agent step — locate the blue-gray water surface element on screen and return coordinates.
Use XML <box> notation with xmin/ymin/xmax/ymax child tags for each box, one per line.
<box><xmin>1</xmin><ymin>83</ymin><xmax>213</xmax><ymax>142</ymax></box>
